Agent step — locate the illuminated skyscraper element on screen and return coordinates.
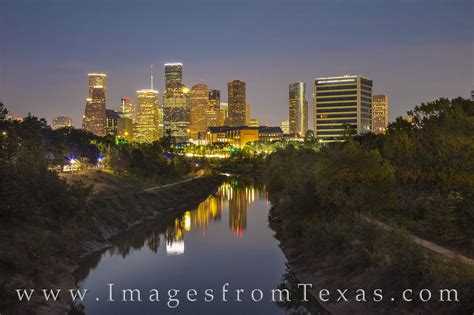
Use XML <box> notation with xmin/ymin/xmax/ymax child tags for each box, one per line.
<box><xmin>120</xmin><ymin>96</ymin><xmax>135</xmax><ymax>122</ymax></box>
<box><xmin>227</xmin><ymin>80</ymin><xmax>246</xmax><ymax>127</ymax></box>
<box><xmin>134</xmin><ymin>89</ymin><xmax>159</xmax><ymax>143</ymax></box>
<box><xmin>207</xmin><ymin>89</ymin><xmax>223</xmax><ymax>126</ymax></box>
<box><xmin>220</xmin><ymin>102</ymin><xmax>229</xmax><ymax>125</ymax></box>
<box><xmin>372</xmin><ymin>94</ymin><xmax>388</xmax><ymax>134</ymax></box>
<box><xmin>163</xmin><ymin>63</ymin><xmax>190</xmax><ymax>141</ymax></box>
<box><xmin>52</xmin><ymin>116</ymin><xmax>72</xmax><ymax>129</ymax></box>
<box><xmin>189</xmin><ymin>83</ymin><xmax>209</xmax><ymax>140</ymax></box>
<box><xmin>164</xmin><ymin>63</ymin><xmax>183</xmax><ymax>90</ymax></box>
<box><xmin>83</xmin><ymin>73</ymin><xmax>107</xmax><ymax>136</ymax></box>
<box><xmin>105</xmin><ymin>109</ymin><xmax>120</xmax><ymax>136</ymax></box>
<box><xmin>289</xmin><ymin>82</ymin><xmax>308</xmax><ymax>135</ymax></box>
<box><xmin>314</xmin><ymin>75</ymin><xmax>372</xmax><ymax>142</ymax></box>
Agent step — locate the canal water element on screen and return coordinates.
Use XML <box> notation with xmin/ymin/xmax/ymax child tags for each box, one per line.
<box><xmin>73</xmin><ymin>178</ymin><xmax>322</xmax><ymax>314</ymax></box>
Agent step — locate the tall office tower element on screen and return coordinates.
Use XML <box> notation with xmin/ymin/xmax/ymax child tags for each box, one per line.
<box><xmin>163</xmin><ymin>90</ymin><xmax>190</xmax><ymax>141</ymax></box>
<box><xmin>83</xmin><ymin>73</ymin><xmax>107</xmax><ymax>135</ymax></box>
<box><xmin>227</xmin><ymin>80</ymin><xmax>246</xmax><ymax>127</ymax></box>
<box><xmin>52</xmin><ymin>116</ymin><xmax>73</xmax><ymax>129</ymax></box>
<box><xmin>289</xmin><ymin>82</ymin><xmax>308</xmax><ymax>135</ymax></box>
<box><xmin>207</xmin><ymin>89</ymin><xmax>223</xmax><ymax>126</ymax></box>
<box><xmin>105</xmin><ymin>109</ymin><xmax>120</xmax><ymax>136</ymax></box>
<box><xmin>134</xmin><ymin>89</ymin><xmax>159</xmax><ymax>143</ymax></box>
<box><xmin>372</xmin><ymin>94</ymin><xmax>389</xmax><ymax>134</ymax></box>
<box><xmin>280</xmin><ymin>120</ymin><xmax>290</xmax><ymax>134</ymax></box>
<box><xmin>189</xmin><ymin>83</ymin><xmax>209</xmax><ymax>140</ymax></box>
<box><xmin>121</xmin><ymin>96</ymin><xmax>135</xmax><ymax>122</ymax></box>
<box><xmin>220</xmin><ymin>102</ymin><xmax>229</xmax><ymax>125</ymax></box>
<box><xmin>164</xmin><ymin>63</ymin><xmax>183</xmax><ymax>90</ymax></box>
<box><xmin>314</xmin><ymin>75</ymin><xmax>372</xmax><ymax>142</ymax></box>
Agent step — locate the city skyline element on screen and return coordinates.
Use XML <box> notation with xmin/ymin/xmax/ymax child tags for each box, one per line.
<box><xmin>1</xmin><ymin>1</ymin><xmax>472</xmax><ymax>128</ymax></box>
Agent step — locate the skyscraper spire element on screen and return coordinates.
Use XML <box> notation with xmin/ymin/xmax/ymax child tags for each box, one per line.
<box><xmin>150</xmin><ymin>64</ymin><xmax>154</xmax><ymax>90</ymax></box>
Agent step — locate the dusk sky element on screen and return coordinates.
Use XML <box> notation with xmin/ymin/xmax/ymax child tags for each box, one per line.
<box><xmin>1</xmin><ymin>0</ymin><xmax>472</xmax><ymax>127</ymax></box>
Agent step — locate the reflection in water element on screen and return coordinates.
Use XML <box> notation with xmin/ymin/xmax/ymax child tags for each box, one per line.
<box><xmin>73</xmin><ymin>179</ymin><xmax>321</xmax><ymax>314</ymax></box>
<box><xmin>76</xmin><ymin>179</ymin><xmax>264</xmax><ymax>268</ymax></box>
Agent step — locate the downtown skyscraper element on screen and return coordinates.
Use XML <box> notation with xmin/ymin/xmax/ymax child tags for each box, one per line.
<box><xmin>163</xmin><ymin>63</ymin><xmax>191</xmax><ymax>141</ymax></box>
<box><xmin>314</xmin><ymin>75</ymin><xmax>372</xmax><ymax>142</ymax></box>
<box><xmin>207</xmin><ymin>89</ymin><xmax>223</xmax><ymax>127</ymax></box>
<box><xmin>82</xmin><ymin>73</ymin><xmax>107</xmax><ymax>136</ymax></box>
<box><xmin>372</xmin><ymin>94</ymin><xmax>388</xmax><ymax>134</ymax></box>
<box><xmin>227</xmin><ymin>80</ymin><xmax>247</xmax><ymax>127</ymax></box>
<box><xmin>134</xmin><ymin>69</ymin><xmax>160</xmax><ymax>143</ymax></box>
<box><xmin>189</xmin><ymin>83</ymin><xmax>209</xmax><ymax>140</ymax></box>
<box><xmin>288</xmin><ymin>82</ymin><xmax>308</xmax><ymax>135</ymax></box>
<box><xmin>134</xmin><ymin>89</ymin><xmax>159</xmax><ymax>143</ymax></box>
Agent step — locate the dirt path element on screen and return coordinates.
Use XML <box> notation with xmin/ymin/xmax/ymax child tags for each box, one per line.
<box><xmin>143</xmin><ymin>175</ymin><xmax>201</xmax><ymax>192</ymax></box>
<box><xmin>363</xmin><ymin>216</ymin><xmax>474</xmax><ymax>266</ymax></box>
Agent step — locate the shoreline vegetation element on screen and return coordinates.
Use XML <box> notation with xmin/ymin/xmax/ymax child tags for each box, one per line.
<box><xmin>266</xmin><ymin>97</ymin><xmax>474</xmax><ymax>314</ymax></box>
<box><xmin>1</xmin><ymin>172</ymin><xmax>223</xmax><ymax>314</ymax></box>
<box><xmin>0</xmin><ymin>100</ymin><xmax>226</xmax><ymax>314</ymax></box>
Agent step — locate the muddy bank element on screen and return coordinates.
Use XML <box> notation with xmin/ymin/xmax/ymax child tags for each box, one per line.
<box><xmin>1</xmin><ymin>173</ymin><xmax>223</xmax><ymax>315</ymax></box>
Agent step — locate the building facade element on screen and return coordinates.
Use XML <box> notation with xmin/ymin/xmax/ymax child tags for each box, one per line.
<box><xmin>105</xmin><ymin>109</ymin><xmax>120</xmax><ymax>136</ymax></box>
<box><xmin>227</xmin><ymin>80</ymin><xmax>246</xmax><ymax>127</ymax></box>
<box><xmin>163</xmin><ymin>86</ymin><xmax>190</xmax><ymax>142</ymax></box>
<box><xmin>314</xmin><ymin>75</ymin><xmax>372</xmax><ymax>142</ymax></box>
<box><xmin>164</xmin><ymin>63</ymin><xmax>183</xmax><ymax>90</ymax></box>
<box><xmin>189</xmin><ymin>83</ymin><xmax>209</xmax><ymax>140</ymax></box>
<box><xmin>220</xmin><ymin>102</ymin><xmax>229</xmax><ymax>125</ymax></box>
<box><xmin>134</xmin><ymin>89</ymin><xmax>159</xmax><ymax>143</ymax></box>
<box><xmin>207</xmin><ymin>89</ymin><xmax>223</xmax><ymax>126</ymax></box>
<box><xmin>52</xmin><ymin>116</ymin><xmax>73</xmax><ymax>129</ymax></box>
<box><xmin>121</xmin><ymin>96</ymin><xmax>135</xmax><ymax>122</ymax></box>
<box><xmin>83</xmin><ymin>73</ymin><xmax>107</xmax><ymax>136</ymax></box>
<box><xmin>289</xmin><ymin>82</ymin><xmax>308</xmax><ymax>135</ymax></box>
<box><xmin>372</xmin><ymin>94</ymin><xmax>388</xmax><ymax>134</ymax></box>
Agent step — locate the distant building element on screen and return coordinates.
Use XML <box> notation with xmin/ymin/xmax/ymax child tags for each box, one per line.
<box><xmin>207</xmin><ymin>89</ymin><xmax>223</xmax><ymax>127</ymax></box>
<box><xmin>206</xmin><ymin>126</ymin><xmax>283</xmax><ymax>147</ymax></box>
<box><xmin>403</xmin><ymin>115</ymin><xmax>414</xmax><ymax>123</ymax></box>
<box><xmin>258</xmin><ymin>126</ymin><xmax>283</xmax><ymax>142</ymax></box>
<box><xmin>227</xmin><ymin>80</ymin><xmax>246</xmax><ymax>127</ymax></box>
<box><xmin>121</xmin><ymin>96</ymin><xmax>135</xmax><ymax>122</ymax></box>
<box><xmin>105</xmin><ymin>109</ymin><xmax>120</xmax><ymax>136</ymax></box>
<box><xmin>83</xmin><ymin>73</ymin><xmax>107</xmax><ymax>136</ymax></box>
<box><xmin>280</xmin><ymin>120</ymin><xmax>290</xmax><ymax>134</ymax></box>
<box><xmin>134</xmin><ymin>89</ymin><xmax>159</xmax><ymax>143</ymax></box>
<box><xmin>314</xmin><ymin>75</ymin><xmax>372</xmax><ymax>142</ymax></box>
<box><xmin>471</xmin><ymin>89</ymin><xmax>474</xmax><ymax>101</ymax></box>
<box><xmin>220</xmin><ymin>102</ymin><xmax>229</xmax><ymax>124</ymax></box>
<box><xmin>207</xmin><ymin>126</ymin><xmax>258</xmax><ymax>147</ymax></box>
<box><xmin>163</xmin><ymin>63</ymin><xmax>191</xmax><ymax>142</ymax></box>
<box><xmin>372</xmin><ymin>94</ymin><xmax>388</xmax><ymax>134</ymax></box>
<box><xmin>117</xmin><ymin>116</ymin><xmax>133</xmax><ymax>142</ymax></box>
<box><xmin>164</xmin><ymin>63</ymin><xmax>183</xmax><ymax>90</ymax></box>
<box><xmin>190</xmin><ymin>83</ymin><xmax>209</xmax><ymax>140</ymax></box>
<box><xmin>248</xmin><ymin>118</ymin><xmax>259</xmax><ymax>127</ymax></box>
<box><xmin>289</xmin><ymin>82</ymin><xmax>308</xmax><ymax>135</ymax></box>
<box><xmin>52</xmin><ymin>116</ymin><xmax>72</xmax><ymax>129</ymax></box>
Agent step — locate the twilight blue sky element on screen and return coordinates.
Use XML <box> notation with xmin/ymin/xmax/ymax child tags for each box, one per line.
<box><xmin>0</xmin><ymin>0</ymin><xmax>472</xmax><ymax>127</ymax></box>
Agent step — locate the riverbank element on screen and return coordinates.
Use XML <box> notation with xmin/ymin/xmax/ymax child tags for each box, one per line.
<box><xmin>269</xmin><ymin>206</ymin><xmax>474</xmax><ymax>314</ymax></box>
<box><xmin>0</xmin><ymin>172</ymin><xmax>223</xmax><ymax>314</ymax></box>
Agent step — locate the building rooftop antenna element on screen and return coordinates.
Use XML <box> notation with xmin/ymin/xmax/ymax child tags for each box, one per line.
<box><xmin>150</xmin><ymin>64</ymin><xmax>154</xmax><ymax>90</ymax></box>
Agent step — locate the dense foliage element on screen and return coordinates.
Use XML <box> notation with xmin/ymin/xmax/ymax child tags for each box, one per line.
<box><xmin>267</xmin><ymin>98</ymin><xmax>474</xmax><ymax>313</ymax></box>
